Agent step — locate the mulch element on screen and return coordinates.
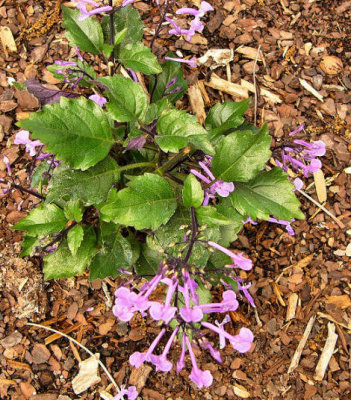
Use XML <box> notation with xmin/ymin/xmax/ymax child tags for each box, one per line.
<box><xmin>0</xmin><ymin>0</ymin><xmax>350</xmax><ymax>399</ymax></box>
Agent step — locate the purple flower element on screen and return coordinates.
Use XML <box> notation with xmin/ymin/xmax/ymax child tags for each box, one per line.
<box><xmin>208</xmin><ymin>241</ymin><xmax>252</xmax><ymax>271</ymax></box>
<box><xmin>149</xmin><ymin>278</ymin><xmax>177</xmax><ymax>324</ymax></box>
<box><xmin>127</xmin><ymin>68</ymin><xmax>138</xmax><ymax>83</ymax></box>
<box><xmin>14</xmin><ymin>130</ymin><xmax>43</xmax><ymax>157</ymax></box>
<box><xmin>122</xmin><ymin>0</ymin><xmax>137</xmax><ymax>6</ymax></box>
<box><xmin>176</xmin><ymin>1</ymin><xmax>214</xmax><ymax>17</ymax></box>
<box><xmin>76</xmin><ymin>0</ymin><xmax>113</xmax><ymax>21</ymax></box>
<box><xmin>179</xmin><ymin>281</ymin><xmax>203</xmax><ymax>323</ymax></box>
<box><xmin>75</xmin><ymin>46</ymin><xmax>84</xmax><ymax>62</ymax></box>
<box><xmin>125</xmin><ymin>135</ymin><xmax>147</xmax><ymax>151</ymax></box>
<box><xmin>129</xmin><ymin>328</ymin><xmax>166</xmax><ymax>368</ymax></box>
<box><xmin>186</xmin><ymin>337</ymin><xmax>213</xmax><ymax>388</ymax></box>
<box><xmin>150</xmin><ymin>327</ymin><xmax>179</xmax><ymax>372</ymax></box>
<box><xmin>215</xmin><ymin>314</ymin><xmax>231</xmax><ymax>349</ymax></box>
<box><xmin>89</xmin><ymin>94</ymin><xmax>107</xmax><ymax>107</ymax></box>
<box><xmin>200</xmin><ymin>339</ymin><xmax>222</xmax><ymax>363</ymax></box>
<box><xmin>176</xmin><ymin>333</ymin><xmax>187</xmax><ymax>373</ymax></box>
<box><xmin>293</xmin><ymin>177</ymin><xmax>303</xmax><ymax>191</ymax></box>
<box><xmin>3</xmin><ymin>156</ymin><xmax>11</xmax><ymax>176</ymax></box>
<box><xmin>293</xmin><ymin>139</ymin><xmax>326</xmax><ymax>159</ymax></box>
<box><xmin>198</xmin><ymin>290</ymin><xmax>239</xmax><ymax>314</ymax></box>
<box><xmin>268</xmin><ymin>217</ymin><xmax>295</xmax><ymax>236</ymax></box>
<box><xmin>112</xmin><ymin>386</ymin><xmax>138</xmax><ymax>400</ymax></box>
<box><xmin>242</xmin><ymin>216</ymin><xmax>257</xmax><ymax>225</ymax></box>
<box><xmin>289</xmin><ymin>123</ymin><xmax>305</xmax><ymax>136</ymax></box>
<box><xmin>164</xmin><ymin>56</ymin><xmax>197</xmax><ymax>68</ymax></box>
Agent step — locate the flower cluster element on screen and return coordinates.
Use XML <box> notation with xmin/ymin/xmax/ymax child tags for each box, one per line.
<box><xmin>276</xmin><ymin>124</ymin><xmax>326</xmax><ymax>178</ymax></box>
<box><xmin>191</xmin><ymin>156</ymin><xmax>234</xmax><ymax>205</ymax></box>
<box><xmin>113</xmin><ymin>237</ymin><xmax>254</xmax><ymax>388</ymax></box>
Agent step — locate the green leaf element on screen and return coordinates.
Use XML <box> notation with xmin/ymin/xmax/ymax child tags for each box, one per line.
<box><xmin>99</xmin><ymin>75</ymin><xmax>148</xmax><ymax>122</ymax></box>
<box><xmin>118</xmin><ymin>42</ymin><xmax>162</xmax><ymax>75</ymax></box>
<box><xmin>149</xmin><ymin>58</ymin><xmax>188</xmax><ymax>104</ymax></box>
<box><xmin>43</xmin><ymin>226</ymin><xmax>96</xmax><ymax>280</ymax></box>
<box><xmin>212</xmin><ymin>124</ymin><xmax>271</xmax><ymax>182</ymax></box>
<box><xmin>147</xmin><ymin>207</ymin><xmax>220</xmax><ymax>266</ymax></box>
<box><xmin>47</xmin><ymin>59</ymin><xmax>97</xmax><ymax>87</ymax></box>
<box><xmin>140</xmin><ymin>98</ymin><xmax>169</xmax><ymax>125</ymax></box>
<box><xmin>46</xmin><ymin>157</ymin><xmax>120</xmax><ymax>206</ymax></box>
<box><xmin>216</xmin><ymin>201</ymin><xmax>243</xmax><ymax>247</ymax></box>
<box><xmin>31</xmin><ymin>161</ymin><xmax>50</xmax><ymax>189</ymax></box>
<box><xmin>20</xmin><ymin>234</ymin><xmax>41</xmax><ymax>257</ymax></box>
<box><xmin>62</xmin><ymin>6</ymin><xmax>103</xmax><ymax>54</ymax></box>
<box><xmin>229</xmin><ymin>167</ymin><xmax>304</xmax><ymax>221</ymax></box>
<box><xmin>135</xmin><ymin>244</ymin><xmax>163</xmax><ymax>277</ymax></box>
<box><xmin>67</xmin><ymin>224</ymin><xmax>84</xmax><ymax>256</ymax></box>
<box><xmin>89</xmin><ymin>222</ymin><xmax>133</xmax><ymax>279</ymax></box>
<box><xmin>101</xmin><ymin>173</ymin><xmax>177</xmax><ymax>230</ymax></box>
<box><xmin>206</xmin><ymin>99</ymin><xmax>250</xmax><ymax>140</ymax></box>
<box><xmin>183</xmin><ymin>174</ymin><xmax>204</xmax><ymax>208</ymax></box>
<box><xmin>64</xmin><ymin>200</ymin><xmax>84</xmax><ymax>222</ymax></box>
<box><xmin>195</xmin><ymin>206</ymin><xmax>233</xmax><ymax>227</ymax></box>
<box><xmin>18</xmin><ymin>97</ymin><xmax>114</xmax><ymax>171</ymax></box>
<box><xmin>102</xmin><ymin>5</ymin><xmax>144</xmax><ymax>46</ymax></box>
<box><xmin>156</xmin><ymin>109</ymin><xmax>214</xmax><ymax>154</ymax></box>
<box><xmin>12</xmin><ymin>203</ymin><xmax>67</xmax><ymax>237</ymax></box>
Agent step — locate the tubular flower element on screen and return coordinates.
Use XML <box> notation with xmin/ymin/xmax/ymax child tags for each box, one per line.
<box><xmin>75</xmin><ymin>0</ymin><xmax>112</xmax><ymax>21</ymax></box>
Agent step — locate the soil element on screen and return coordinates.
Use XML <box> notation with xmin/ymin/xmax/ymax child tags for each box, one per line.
<box><xmin>1</xmin><ymin>1</ymin><xmax>350</xmax><ymax>399</ymax></box>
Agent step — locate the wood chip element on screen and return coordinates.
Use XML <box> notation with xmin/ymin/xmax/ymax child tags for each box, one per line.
<box><xmin>241</xmin><ymin>79</ymin><xmax>282</xmax><ymax>104</ymax></box>
<box><xmin>286</xmin><ymin>293</ymin><xmax>299</xmax><ymax>321</ymax></box>
<box><xmin>72</xmin><ymin>354</ymin><xmax>101</xmax><ymax>394</ymax></box>
<box><xmin>206</xmin><ymin>73</ymin><xmax>248</xmax><ymax>99</ymax></box>
<box><xmin>198</xmin><ymin>49</ymin><xmax>234</xmax><ymax>69</ymax></box>
<box><xmin>325</xmin><ymin>295</ymin><xmax>351</xmax><ymax>309</ymax></box>
<box><xmin>0</xmin><ymin>26</ymin><xmax>17</xmax><ymax>55</ymax></box>
<box><xmin>314</xmin><ymin>323</ymin><xmax>338</xmax><ymax>381</ymax></box>
<box><xmin>233</xmin><ymin>384</ymin><xmax>251</xmax><ymax>398</ymax></box>
<box><xmin>288</xmin><ymin>315</ymin><xmax>316</xmax><ymax>374</ymax></box>
<box><xmin>313</xmin><ymin>169</ymin><xmax>327</xmax><ymax>203</ymax></box>
<box><xmin>320</xmin><ymin>56</ymin><xmax>343</xmax><ymax>75</ymax></box>
<box><xmin>236</xmin><ymin>46</ymin><xmax>262</xmax><ymax>61</ymax></box>
<box><xmin>188</xmin><ymin>83</ymin><xmax>206</xmax><ymax>125</ymax></box>
<box><xmin>299</xmin><ymin>78</ymin><xmax>324</xmax><ymax>102</ymax></box>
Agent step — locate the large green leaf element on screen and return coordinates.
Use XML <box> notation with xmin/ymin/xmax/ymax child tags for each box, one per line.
<box><xmin>149</xmin><ymin>58</ymin><xmax>188</xmax><ymax>104</ymax></box>
<box><xmin>156</xmin><ymin>109</ymin><xmax>214</xmax><ymax>154</ymax></box>
<box><xmin>216</xmin><ymin>200</ymin><xmax>243</xmax><ymax>247</ymax></box>
<box><xmin>67</xmin><ymin>224</ymin><xmax>84</xmax><ymax>256</ymax></box>
<box><xmin>147</xmin><ymin>207</ymin><xmax>220</xmax><ymax>266</ymax></box>
<box><xmin>183</xmin><ymin>174</ymin><xmax>204</xmax><ymax>208</ymax></box>
<box><xmin>12</xmin><ymin>203</ymin><xmax>67</xmax><ymax>237</ymax></box>
<box><xmin>99</xmin><ymin>75</ymin><xmax>148</xmax><ymax>122</ymax></box>
<box><xmin>89</xmin><ymin>223</ymin><xmax>133</xmax><ymax>279</ymax></box>
<box><xmin>195</xmin><ymin>206</ymin><xmax>233</xmax><ymax>227</ymax></box>
<box><xmin>229</xmin><ymin>167</ymin><xmax>304</xmax><ymax>221</ymax></box>
<box><xmin>43</xmin><ymin>227</ymin><xmax>96</xmax><ymax>280</ymax></box>
<box><xmin>46</xmin><ymin>158</ymin><xmax>120</xmax><ymax>206</ymax></box>
<box><xmin>18</xmin><ymin>97</ymin><xmax>114</xmax><ymax>171</ymax></box>
<box><xmin>118</xmin><ymin>43</ymin><xmax>162</xmax><ymax>75</ymax></box>
<box><xmin>101</xmin><ymin>173</ymin><xmax>177</xmax><ymax>230</ymax></box>
<box><xmin>102</xmin><ymin>5</ymin><xmax>144</xmax><ymax>46</ymax></box>
<box><xmin>206</xmin><ymin>99</ymin><xmax>250</xmax><ymax>140</ymax></box>
<box><xmin>135</xmin><ymin>244</ymin><xmax>164</xmax><ymax>277</ymax></box>
<box><xmin>62</xmin><ymin>6</ymin><xmax>103</xmax><ymax>54</ymax></box>
<box><xmin>211</xmin><ymin>124</ymin><xmax>271</xmax><ymax>182</ymax></box>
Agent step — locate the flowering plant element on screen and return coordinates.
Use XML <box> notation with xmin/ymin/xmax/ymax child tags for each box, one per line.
<box><xmin>1</xmin><ymin>0</ymin><xmax>326</xmax><ymax>393</ymax></box>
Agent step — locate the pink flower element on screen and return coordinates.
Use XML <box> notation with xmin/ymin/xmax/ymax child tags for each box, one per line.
<box><xmin>186</xmin><ymin>337</ymin><xmax>213</xmax><ymax>388</ymax></box>
<box><xmin>89</xmin><ymin>94</ymin><xmax>107</xmax><ymax>107</ymax></box>
<box><xmin>14</xmin><ymin>130</ymin><xmax>43</xmax><ymax>156</ymax></box>
<box><xmin>150</xmin><ymin>327</ymin><xmax>179</xmax><ymax>372</ymax></box>
<box><xmin>164</xmin><ymin>56</ymin><xmax>197</xmax><ymax>68</ymax></box>
<box><xmin>208</xmin><ymin>241</ymin><xmax>252</xmax><ymax>271</ymax></box>
<box><xmin>76</xmin><ymin>0</ymin><xmax>112</xmax><ymax>21</ymax></box>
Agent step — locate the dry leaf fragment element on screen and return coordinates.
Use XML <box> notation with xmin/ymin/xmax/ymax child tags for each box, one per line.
<box><xmin>206</xmin><ymin>73</ymin><xmax>248</xmax><ymax>99</ymax></box>
<box><xmin>299</xmin><ymin>79</ymin><xmax>324</xmax><ymax>102</ymax></box>
<box><xmin>286</xmin><ymin>293</ymin><xmax>299</xmax><ymax>321</ymax></box>
<box><xmin>314</xmin><ymin>323</ymin><xmax>338</xmax><ymax>381</ymax></box>
<box><xmin>313</xmin><ymin>169</ymin><xmax>327</xmax><ymax>203</ymax></box>
<box><xmin>0</xmin><ymin>26</ymin><xmax>17</xmax><ymax>54</ymax></box>
<box><xmin>188</xmin><ymin>83</ymin><xmax>206</xmax><ymax>124</ymax></box>
<box><xmin>320</xmin><ymin>56</ymin><xmax>343</xmax><ymax>75</ymax></box>
<box><xmin>236</xmin><ymin>46</ymin><xmax>262</xmax><ymax>61</ymax></box>
<box><xmin>198</xmin><ymin>49</ymin><xmax>233</xmax><ymax>69</ymax></box>
<box><xmin>233</xmin><ymin>384</ymin><xmax>251</xmax><ymax>398</ymax></box>
<box><xmin>72</xmin><ymin>354</ymin><xmax>101</xmax><ymax>394</ymax></box>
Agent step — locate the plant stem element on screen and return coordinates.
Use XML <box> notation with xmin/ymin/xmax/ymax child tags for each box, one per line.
<box><xmin>155</xmin><ymin>147</ymin><xmax>191</xmax><ymax>176</ymax></box>
<box><xmin>109</xmin><ymin>0</ymin><xmax>115</xmax><ymax>61</ymax></box>
<box><xmin>118</xmin><ymin>161</ymin><xmax>156</xmax><ymax>171</ymax></box>
<box><xmin>1</xmin><ymin>179</ymin><xmax>45</xmax><ymax>200</ymax></box>
<box><xmin>37</xmin><ymin>221</ymin><xmax>78</xmax><ymax>253</ymax></box>
<box><xmin>26</xmin><ymin>322</ymin><xmax>119</xmax><ymax>391</ymax></box>
<box><xmin>183</xmin><ymin>206</ymin><xmax>198</xmax><ymax>264</ymax></box>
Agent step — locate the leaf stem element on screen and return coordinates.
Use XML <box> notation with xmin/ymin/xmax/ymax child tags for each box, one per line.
<box><xmin>183</xmin><ymin>206</ymin><xmax>198</xmax><ymax>264</ymax></box>
<box><xmin>118</xmin><ymin>162</ymin><xmax>156</xmax><ymax>171</ymax></box>
<box><xmin>1</xmin><ymin>179</ymin><xmax>45</xmax><ymax>200</ymax></box>
<box><xmin>155</xmin><ymin>147</ymin><xmax>191</xmax><ymax>176</ymax></box>
<box><xmin>109</xmin><ymin>0</ymin><xmax>115</xmax><ymax>62</ymax></box>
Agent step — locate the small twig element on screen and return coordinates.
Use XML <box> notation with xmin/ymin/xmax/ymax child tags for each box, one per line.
<box><xmin>288</xmin><ymin>315</ymin><xmax>316</xmax><ymax>374</ymax></box>
<box><xmin>27</xmin><ymin>322</ymin><xmax>119</xmax><ymax>391</ymax></box>
<box><xmin>253</xmin><ymin>45</ymin><xmax>261</xmax><ymax>126</ymax></box>
<box><xmin>297</xmin><ymin>189</ymin><xmax>345</xmax><ymax>229</ymax></box>
<box><xmin>314</xmin><ymin>322</ymin><xmax>338</xmax><ymax>381</ymax></box>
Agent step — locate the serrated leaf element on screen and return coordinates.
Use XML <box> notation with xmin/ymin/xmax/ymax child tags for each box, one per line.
<box><xmin>229</xmin><ymin>167</ymin><xmax>304</xmax><ymax>221</ymax></box>
<box><xmin>101</xmin><ymin>173</ymin><xmax>177</xmax><ymax>230</ymax></box>
<box><xmin>149</xmin><ymin>58</ymin><xmax>188</xmax><ymax>104</ymax></box>
<box><xmin>62</xmin><ymin>6</ymin><xmax>103</xmax><ymax>54</ymax></box>
<box><xmin>212</xmin><ymin>124</ymin><xmax>271</xmax><ymax>182</ymax></box>
<box><xmin>156</xmin><ymin>109</ymin><xmax>214</xmax><ymax>154</ymax></box>
<box><xmin>67</xmin><ymin>224</ymin><xmax>84</xmax><ymax>256</ymax></box>
<box><xmin>118</xmin><ymin>42</ymin><xmax>162</xmax><ymax>75</ymax></box>
<box><xmin>46</xmin><ymin>157</ymin><xmax>119</xmax><ymax>206</ymax></box>
<box><xmin>43</xmin><ymin>227</ymin><xmax>96</xmax><ymax>280</ymax></box>
<box><xmin>17</xmin><ymin>97</ymin><xmax>114</xmax><ymax>171</ymax></box>
<box><xmin>26</xmin><ymin>79</ymin><xmax>80</xmax><ymax>105</ymax></box>
<box><xmin>206</xmin><ymin>99</ymin><xmax>249</xmax><ymax>140</ymax></box>
<box><xmin>195</xmin><ymin>206</ymin><xmax>233</xmax><ymax>227</ymax></box>
<box><xmin>147</xmin><ymin>207</ymin><xmax>220</xmax><ymax>266</ymax></box>
<box><xmin>99</xmin><ymin>75</ymin><xmax>148</xmax><ymax>122</ymax></box>
<box><xmin>102</xmin><ymin>5</ymin><xmax>144</xmax><ymax>46</ymax></box>
<box><xmin>12</xmin><ymin>203</ymin><xmax>67</xmax><ymax>237</ymax></box>
<box><xmin>183</xmin><ymin>174</ymin><xmax>204</xmax><ymax>208</ymax></box>
<box><xmin>64</xmin><ymin>200</ymin><xmax>84</xmax><ymax>222</ymax></box>
<box><xmin>20</xmin><ymin>235</ymin><xmax>40</xmax><ymax>257</ymax></box>
<box><xmin>89</xmin><ymin>223</ymin><xmax>133</xmax><ymax>279</ymax></box>
<box><xmin>216</xmin><ymin>201</ymin><xmax>243</xmax><ymax>247</ymax></box>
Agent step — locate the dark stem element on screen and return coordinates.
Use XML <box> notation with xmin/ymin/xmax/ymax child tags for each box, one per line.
<box><xmin>69</xmin><ymin>68</ymin><xmax>95</xmax><ymax>81</ymax></box>
<box><xmin>183</xmin><ymin>207</ymin><xmax>198</xmax><ymax>264</ymax></box>
<box><xmin>150</xmin><ymin>0</ymin><xmax>171</xmax><ymax>51</ymax></box>
<box><xmin>155</xmin><ymin>146</ymin><xmax>191</xmax><ymax>176</ymax></box>
<box><xmin>37</xmin><ymin>221</ymin><xmax>78</xmax><ymax>253</ymax></box>
<box><xmin>1</xmin><ymin>179</ymin><xmax>45</xmax><ymax>200</ymax></box>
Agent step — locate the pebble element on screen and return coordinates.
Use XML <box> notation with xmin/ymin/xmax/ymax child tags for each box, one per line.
<box><xmin>32</xmin><ymin>343</ymin><xmax>51</xmax><ymax>364</ymax></box>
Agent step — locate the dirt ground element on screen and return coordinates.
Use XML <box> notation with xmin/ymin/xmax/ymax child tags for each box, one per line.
<box><xmin>0</xmin><ymin>0</ymin><xmax>350</xmax><ymax>399</ymax></box>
